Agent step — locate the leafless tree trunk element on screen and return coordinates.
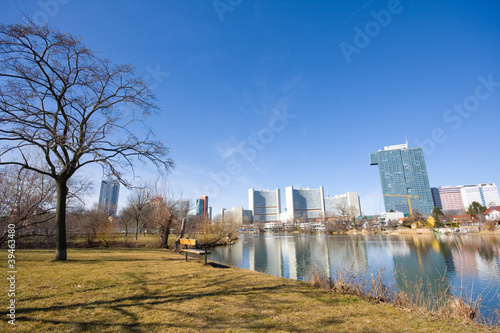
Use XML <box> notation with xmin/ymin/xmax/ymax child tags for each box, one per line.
<box><xmin>0</xmin><ymin>21</ymin><xmax>173</xmax><ymax>260</ymax></box>
<box><xmin>151</xmin><ymin>184</ymin><xmax>176</xmax><ymax>249</ymax></box>
<box><xmin>121</xmin><ymin>187</ymin><xmax>152</xmax><ymax>241</ymax></box>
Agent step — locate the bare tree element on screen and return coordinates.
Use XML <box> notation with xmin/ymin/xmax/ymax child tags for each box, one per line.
<box><xmin>149</xmin><ymin>184</ymin><xmax>191</xmax><ymax>249</ymax></box>
<box><xmin>116</xmin><ymin>214</ymin><xmax>132</xmax><ymax>237</ymax></box>
<box><xmin>0</xmin><ymin>21</ymin><xmax>173</xmax><ymax>260</ymax></box>
<box><xmin>0</xmin><ymin>165</ymin><xmax>56</xmax><ymax>244</ymax></box>
<box><xmin>185</xmin><ymin>214</ymin><xmax>204</xmax><ymax>235</ymax></box>
<box><xmin>174</xmin><ymin>199</ymin><xmax>193</xmax><ymax>249</ymax></box>
<box><xmin>387</xmin><ymin>219</ymin><xmax>399</xmax><ymax>229</ymax></box>
<box><xmin>334</xmin><ymin>200</ymin><xmax>349</xmax><ymax>221</ymax></box>
<box><xmin>325</xmin><ymin>220</ymin><xmax>347</xmax><ymax>234</ymax></box>
<box><xmin>121</xmin><ymin>188</ymin><xmax>152</xmax><ymax>240</ymax></box>
<box><xmin>200</xmin><ymin>214</ymin><xmax>238</xmax><ymax>246</ymax></box>
<box><xmin>81</xmin><ymin>205</ymin><xmax>112</xmax><ymax>247</ymax></box>
<box><xmin>150</xmin><ymin>196</ymin><xmax>177</xmax><ymax>249</ymax></box>
<box><xmin>348</xmin><ymin>205</ymin><xmax>358</xmax><ymax>229</ymax></box>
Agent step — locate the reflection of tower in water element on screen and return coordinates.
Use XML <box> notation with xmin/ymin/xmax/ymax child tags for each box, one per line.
<box><xmin>324</xmin><ymin>236</ymin><xmax>368</xmax><ymax>274</ymax></box>
<box><xmin>392</xmin><ymin>235</ymin><xmax>451</xmax><ymax>306</ymax></box>
<box><xmin>287</xmin><ymin>236</ymin><xmax>297</xmax><ymax>279</ymax></box>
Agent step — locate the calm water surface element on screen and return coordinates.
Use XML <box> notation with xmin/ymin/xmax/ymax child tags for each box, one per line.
<box><xmin>209</xmin><ymin>233</ymin><xmax>500</xmax><ymax>321</ymax></box>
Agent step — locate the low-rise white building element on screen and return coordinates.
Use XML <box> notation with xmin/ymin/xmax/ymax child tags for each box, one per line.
<box><xmin>378</xmin><ymin>211</ymin><xmax>405</xmax><ymax>226</ymax></box>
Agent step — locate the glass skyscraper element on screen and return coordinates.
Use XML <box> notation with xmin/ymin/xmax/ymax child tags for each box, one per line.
<box><xmin>195</xmin><ymin>196</ymin><xmax>209</xmax><ymax>218</ymax></box>
<box><xmin>370</xmin><ymin>143</ymin><xmax>434</xmax><ymax>215</ymax></box>
<box><xmin>98</xmin><ymin>177</ymin><xmax>120</xmax><ymax>216</ymax></box>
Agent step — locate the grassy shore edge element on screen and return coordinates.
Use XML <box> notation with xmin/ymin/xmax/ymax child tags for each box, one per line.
<box><xmin>1</xmin><ymin>248</ymin><xmax>497</xmax><ymax>332</ymax></box>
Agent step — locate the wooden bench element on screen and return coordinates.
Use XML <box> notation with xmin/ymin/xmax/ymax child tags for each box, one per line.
<box><xmin>179</xmin><ymin>239</ymin><xmax>211</xmax><ymax>265</ymax></box>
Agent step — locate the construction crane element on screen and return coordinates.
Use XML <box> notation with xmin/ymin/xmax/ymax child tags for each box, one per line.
<box><xmin>375</xmin><ymin>194</ymin><xmax>420</xmax><ymax>217</ymax></box>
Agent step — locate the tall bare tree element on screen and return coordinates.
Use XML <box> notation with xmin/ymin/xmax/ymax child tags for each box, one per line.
<box><xmin>0</xmin><ymin>21</ymin><xmax>173</xmax><ymax>260</ymax></box>
<box><xmin>121</xmin><ymin>188</ymin><xmax>152</xmax><ymax>241</ymax></box>
<box><xmin>151</xmin><ymin>196</ymin><xmax>177</xmax><ymax>249</ymax></box>
<box><xmin>149</xmin><ymin>183</ymin><xmax>190</xmax><ymax>249</ymax></box>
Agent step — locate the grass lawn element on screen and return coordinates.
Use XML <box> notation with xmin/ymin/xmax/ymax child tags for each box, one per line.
<box><xmin>0</xmin><ymin>249</ymin><xmax>496</xmax><ymax>332</ymax></box>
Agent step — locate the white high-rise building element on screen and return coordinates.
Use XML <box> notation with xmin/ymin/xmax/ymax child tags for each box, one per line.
<box><xmin>460</xmin><ymin>183</ymin><xmax>500</xmax><ymax>208</ymax></box>
<box><xmin>324</xmin><ymin>192</ymin><xmax>362</xmax><ymax>217</ymax></box>
<box><xmin>249</xmin><ymin>188</ymin><xmax>281</xmax><ymax>223</ymax></box>
<box><xmin>285</xmin><ymin>186</ymin><xmax>325</xmax><ymax>221</ymax></box>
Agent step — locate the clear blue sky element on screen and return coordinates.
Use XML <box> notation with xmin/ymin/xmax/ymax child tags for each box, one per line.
<box><xmin>2</xmin><ymin>0</ymin><xmax>499</xmax><ymax>215</ymax></box>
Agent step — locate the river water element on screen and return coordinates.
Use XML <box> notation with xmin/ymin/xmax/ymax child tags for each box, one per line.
<box><xmin>209</xmin><ymin>233</ymin><xmax>500</xmax><ymax>322</ymax></box>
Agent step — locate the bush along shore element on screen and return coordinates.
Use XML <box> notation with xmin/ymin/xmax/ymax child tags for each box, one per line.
<box><xmin>307</xmin><ymin>263</ymin><xmax>499</xmax><ymax>328</ymax></box>
<box><xmin>1</xmin><ymin>248</ymin><xmax>497</xmax><ymax>333</ymax></box>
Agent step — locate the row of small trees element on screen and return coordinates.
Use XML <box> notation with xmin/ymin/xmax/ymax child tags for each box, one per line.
<box><xmin>0</xmin><ymin>165</ymin><xmax>189</xmax><ymax>248</ymax></box>
<box><xmin>0</xmin><ymin>165</ymin><xmax>240</xmax><ymax>248</ymax></box>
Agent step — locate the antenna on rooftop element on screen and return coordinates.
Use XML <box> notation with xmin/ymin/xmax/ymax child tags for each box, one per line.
<box><xmin>405</xmin><ymin>133</ymin><xmax>408</xmax><ymax>147</ymax></box>
<box><xmin>327</xmin><ymin>187</ymin><xmax>329</xmax><ymax>198</ymax></box>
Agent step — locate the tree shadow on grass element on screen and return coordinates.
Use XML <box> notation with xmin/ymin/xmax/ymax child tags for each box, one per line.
<box><xmin>56</xmin><ymin>257</ymin><xmax>186</xmax><ymax>263</ymax></box>
<box><xmin>8</xmin><ymin>264</ymin><xmax>357</xmax><ymax>332</ymax></box>
<box><xmin>23</xmin><ymin>286</ymin><xmax>347</xmax><ymax>331</ymax></box>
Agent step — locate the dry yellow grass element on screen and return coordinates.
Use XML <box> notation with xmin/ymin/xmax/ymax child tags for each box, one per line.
<box><xmin>0</xmin><ymin>249</ymin><xmax>496</xmax><ymax>332</ymax></box>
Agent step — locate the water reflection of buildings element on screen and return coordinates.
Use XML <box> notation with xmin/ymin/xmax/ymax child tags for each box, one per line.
<box><xmin>450</xmin><ymin>235</ymin><xmax>500</xmax><ymax>280</ymax></box>
<box><xmin>391</xmin><ymin>235</ymin><xmax>452</xmax><ymax>303</ymax></box>
<box><xmin>211</xmin><ymin>233</ymin><xmax>500</xmax><ymax>322</ymax></box>
<box><xmin>227</xmin><ymin>234</ymin><xmax>369</xmax><ymax>280</ymax></box>
<box><xmin>219</xmin><ymin>234</ymin><xmax>498</xmax><ymax>287</ymax></box>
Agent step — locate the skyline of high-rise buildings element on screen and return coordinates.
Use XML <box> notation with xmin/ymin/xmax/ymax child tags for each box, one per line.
<box><xmin>370</xmin><ymin>143</ymin><xmax>434</xmax><ymax>215</ymax></box>
<box><xmin>223</xmin><ymin>187</ymin><xmax>362</xmax><ymax>223</ymax></box>
<box><xmin>195</xmin><ymin>196</ymin><xmax>212</xmax><ymax>219</ymax></box>
<box><xmin>102</xmin><ymin>144</ymin><xmax>499</xmax><ymax>220</ymax></box>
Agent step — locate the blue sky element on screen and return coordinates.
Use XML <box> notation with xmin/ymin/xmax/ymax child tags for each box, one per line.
<box><xmin>2</xmin><ymin>0</ymin><xmax>499</xmax><ymax>215</ymax></box>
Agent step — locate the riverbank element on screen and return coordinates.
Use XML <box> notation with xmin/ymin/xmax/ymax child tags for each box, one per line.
<box><xmin>1</xmin><ymin>249</ymin><xmax>496</xmax><ymax>332</ymax></box>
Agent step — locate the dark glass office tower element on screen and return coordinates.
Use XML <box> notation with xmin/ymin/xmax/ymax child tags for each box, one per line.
<box><xmin>370</xmin><ymin>143</ymin><xmax>434</xmax><ymax>215</ymax></box>
<box><xmin>98</xmin><ymin>177</ymin><xmax>120</xmax><ymax>216</ymax></box>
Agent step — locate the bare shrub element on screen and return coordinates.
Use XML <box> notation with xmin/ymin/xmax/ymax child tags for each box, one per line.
<box><xmin>483</xmin><ymin>221</ymin><xmax>496</xmax><ymax>232</ymax></box>
<box><xmin>199</xmin><ymin>215</ymin><xmax>238</xmax><ymax>246</ymax></box>
<box><xmin>307</xmin><ymin>263</ymin><xmax>484</xmax><ymax>325</ymax></box>
<box><xmin>308</xmin><ymin>262</ymin><xmax>332</xmax><ymax>290</ymax></box>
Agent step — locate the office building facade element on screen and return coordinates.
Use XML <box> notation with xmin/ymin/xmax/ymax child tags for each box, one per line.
<box><xmin>221</xmin><ymin>206</ymin><xmax>252</xmax><ymax>224</ymax></box>
<box><xmin>324</xmin><ymin>192</ymin><xmax>362</xmax><ymax>217</ymax></box>
<box><xmin>460</xmin><ymin>184</ymin><xmax>500</xmax><ymax>208</ymax></box>
<box><xmin>285</xmin><ymin>186</ymin><xmax>325</xmax><ymax>221</ymax></box>
<box><xmin>249</xmin><ymin>188</ymin><xmax>280</xmax><ymax>223</ymax></box>
<box><xmin>98</xmin><ymin>177</ymin><xmax>120</xmax><ymax>216</ymax></box>
<box><xmin>370</xmin><ymin>143</ymin><xmax>434</xmax><ymax>215</ymax></box>
<box><xmin>431</xmin><ymin>186</ymin><xmax>463</xmax><ymax>211</ymax></box>
<box><xmin>432</xmin><ymin>184</ymin><xmax>500</xmax><ymax>211</ymax></box>
<box><xmin>195</xmin><ymin>196</ymin><xmax>211</xmax><ymax>219</ymax></box>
